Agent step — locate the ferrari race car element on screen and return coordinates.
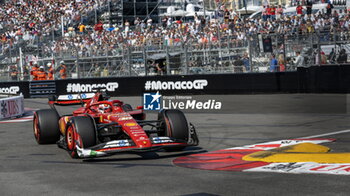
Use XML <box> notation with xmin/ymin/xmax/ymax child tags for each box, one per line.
<box><xmin>33</xmin><ymin>91</ymin><xmax>198</xmax><ymax>158</ymax></box>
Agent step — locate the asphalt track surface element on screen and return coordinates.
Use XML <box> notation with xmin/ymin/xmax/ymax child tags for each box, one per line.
<box><xmin>1</xmin><ymin>94</ymin><xmax>350</xmax><ymax>196</ymax></box>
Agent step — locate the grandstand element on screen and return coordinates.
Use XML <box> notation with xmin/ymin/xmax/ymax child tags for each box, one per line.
<box><xmin>0</xmin><ymin>0</ymin><xmax>349</xmax><ymax>81</ymax></box>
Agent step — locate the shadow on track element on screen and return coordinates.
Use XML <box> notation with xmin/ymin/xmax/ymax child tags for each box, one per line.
<box><xmin>40</xmin><ymin>147</ymin><xmax>206</xmax><ymax>168</ymax></box>
<box><xmin>83</xmin><ymin>147</ymin><xmax>206</xmax><ymax>163</ymax></box>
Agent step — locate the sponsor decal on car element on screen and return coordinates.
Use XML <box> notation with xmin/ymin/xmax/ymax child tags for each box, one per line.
<box><xmin>118</xmin><ymin>117</ymin><xmax>133</xmax><ymax>121</ymax></box>
<box><xmin>76</xmin><ymin>145</ymin><xmax>107</xmax><ymax>158</ymax></box>
<box><xmin>107</xmin><ymin>113</ymin><xmax>132</xmax><ymax>119</ymax></box>
<box><xmin>115</xmin><ymin>113</ymin><xmax>132</xmax><ymax>117</ymax></box>
<box><xmin>152</xmin><ymin>137</ymin><xmax>174</xmax><ymax>144</ymax></box>
<box><xmin>58</xmin><ymin>93</ymin><xmax>94</xmax><ymax>101</ymax></box>
<box><xmin>124</xmin><ymin>122</ymin><xmax>137</xmax><ymax>127</ymax></box>
<box><xmin>104</xmin><ymin>140</ymin><xmax>131</xmax><ymax>148</ymax></box>
<box><xmin>90</xmin><ymin>150</ymin><xmax>98</xmax><ymax>157</ymax></box>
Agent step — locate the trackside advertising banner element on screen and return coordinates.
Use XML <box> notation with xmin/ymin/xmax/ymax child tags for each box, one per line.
<box><xmin>54</xmin><ymin>73</ymin><xmax>300</xmax><ymax>97</ymax></box>
<box><xmin>0</xmin><ymin>95</ymin><xmax>24</xmax><ymax>119</ymax></box>
<box><xmin>53</xmin><ymin>65</ymin><xmax>350</xmax><ymax>95</ymax></box>
<box><xmin>56</xmin><ymin>76</ymin><xmax>214</xmax><ymax>96</ymax></box>
<box><xmin>51</xmin><ymin>65</ymin><xmax>350</xmax><ymax>95</ymax></box>
<box><xmin>0</xmin><ymin>81</ymin><xmax>30</xmax><ymax>98</ymax></box>
<box><xmin>2</xmin><ymin>65</ymin><xmax>350</xmax><ymax>98</ymax></box>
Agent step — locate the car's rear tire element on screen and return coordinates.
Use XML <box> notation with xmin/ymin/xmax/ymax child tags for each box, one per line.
<box><xmin>66</xmin><ymin>116</ymin><xmax>96</xmax><ymax>158</ymax></box>
<box><xmin>33</xmin><ymin>109</ymin><xmax>60</xmax><ymax>144</ymax></box>
<box><xmin>158</xmin><ymin>109</ymin><xmax>189</xmax><ymax>151</ymax></box>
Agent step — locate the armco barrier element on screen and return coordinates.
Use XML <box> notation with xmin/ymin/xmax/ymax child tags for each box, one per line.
<box><xmin>1</xmin><ymin>65</ymin><xmax>349</xmax><ymax>98</ymax></box>
<box><xmin>0</xmin><ymin>95</ymin><xmax>24</xmax><ymax>119</ymax></box>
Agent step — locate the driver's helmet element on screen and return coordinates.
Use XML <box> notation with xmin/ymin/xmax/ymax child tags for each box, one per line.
<box><xmin>98</xmin><ymin>104</ymin><xmax>111</xmax><ymax>113</ymax></box>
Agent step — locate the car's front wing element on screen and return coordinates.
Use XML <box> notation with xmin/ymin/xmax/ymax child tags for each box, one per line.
<box><xmin>76</xmin><ymin>137</ymin><xmax>196</xmax><ymax>158</ymax></box>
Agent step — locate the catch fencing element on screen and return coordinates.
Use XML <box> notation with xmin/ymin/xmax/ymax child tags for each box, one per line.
<box><xmin>0</xmin><ymin>31</ymin><xmax>349</xmax><ymax>81</ymax></box>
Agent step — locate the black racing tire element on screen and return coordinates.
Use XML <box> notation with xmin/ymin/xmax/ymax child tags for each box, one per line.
<box><xmin>66</xmin><ymin>116</ymin><xmax>96</xmax><ymax>158</ymax></box>
<box><xmin>158</xmin><ymin>109</ymin><xmax>189</xmax><ymax>151</ymax></box>
<box><xmin>122</xmin><ymin>104</ymin><xmax>133</xmax><ymax>112</ymax></box>
<box><xmin>33</xmin><ymin>109</ymin><xmax>60</xmax><ymax>144</ymax></box>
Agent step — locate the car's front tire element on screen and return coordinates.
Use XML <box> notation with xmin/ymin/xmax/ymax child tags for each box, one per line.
<box><xmin>158</xmin><ymin>109</ymin><xmax>189</xmax><ymax>151</ymax></box>
<box><xmin>33</xmin><ymin>109</ymin><xmax>60</xmax><ymax>144</ymax></box>
<box><xmin>66</xmin><ymin>116</ymin><xmax>97</xmax><ymax>158</ymax></box>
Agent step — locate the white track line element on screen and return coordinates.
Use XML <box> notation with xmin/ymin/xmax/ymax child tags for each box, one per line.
<box><xmin>300</xmin><ymin>129</ymin><xmax>350</xmax><ymax>139</ymax></box>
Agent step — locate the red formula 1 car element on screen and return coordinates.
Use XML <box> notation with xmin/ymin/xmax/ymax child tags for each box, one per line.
<box><xmin>33</xmin><ymin>91</ymin><xmax>198</xmax><ymax>158</ymax></box>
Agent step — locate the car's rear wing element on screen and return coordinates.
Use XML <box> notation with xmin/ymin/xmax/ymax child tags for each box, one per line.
<box><xmin>48</xmin><ymin>93</ymin><xmax>95</xmax><ymax>106</ymax></box>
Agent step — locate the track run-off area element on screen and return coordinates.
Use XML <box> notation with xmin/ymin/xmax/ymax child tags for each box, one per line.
<box><xmin>1</xmin><ymin>94</ymin><xmax>350</xmax><ymax>195</ymax></box>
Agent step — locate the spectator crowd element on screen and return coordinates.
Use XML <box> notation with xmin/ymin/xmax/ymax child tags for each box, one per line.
<box><xmin>44</xmin><ymin>2</ymin><xmax>350</xmax><ymax>60</ymax></box>
<box><xmin>0</xmin><ymin>0</ymin><xmax>109</xmax><ymax>55</ymax></box>
<box><xmin>1</xmin><ymin>0</ymin><xmax>349</xmax><ymax>79</ymax></box>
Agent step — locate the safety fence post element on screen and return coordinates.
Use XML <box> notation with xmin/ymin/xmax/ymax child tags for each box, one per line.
<box><xmin>143</xmin><ymin>46</ymin><xmax>147</xmax><ymax>76</ymax></box>
<box><xmin>166</xmin><ymin>44</ymin><xmax>170</xmax><ymax>75</ymax></box>
<box><xmin>128</xmin><ymin>47</ymin><xmax>132</xmax><ymax>76</ymax></box>
<box><xmin>184</xmin><ymin>44</ymin><xmax>189</xmax><ymax>75</ymax></box>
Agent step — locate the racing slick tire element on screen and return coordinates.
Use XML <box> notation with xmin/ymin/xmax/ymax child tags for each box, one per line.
<box><xmin>33</xmin><ymin>109</ymin><xmax>60</xmax><ymax>144</ymax></box>
<box><xmin>66</xmin><ymin>116</ymin><xmax>96</xmax><ymax>158</ymax></box>
<box><xmin>158</xmin><ymin>109</ymin><xmax>189</xmax><ymax>151</ymax></box>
